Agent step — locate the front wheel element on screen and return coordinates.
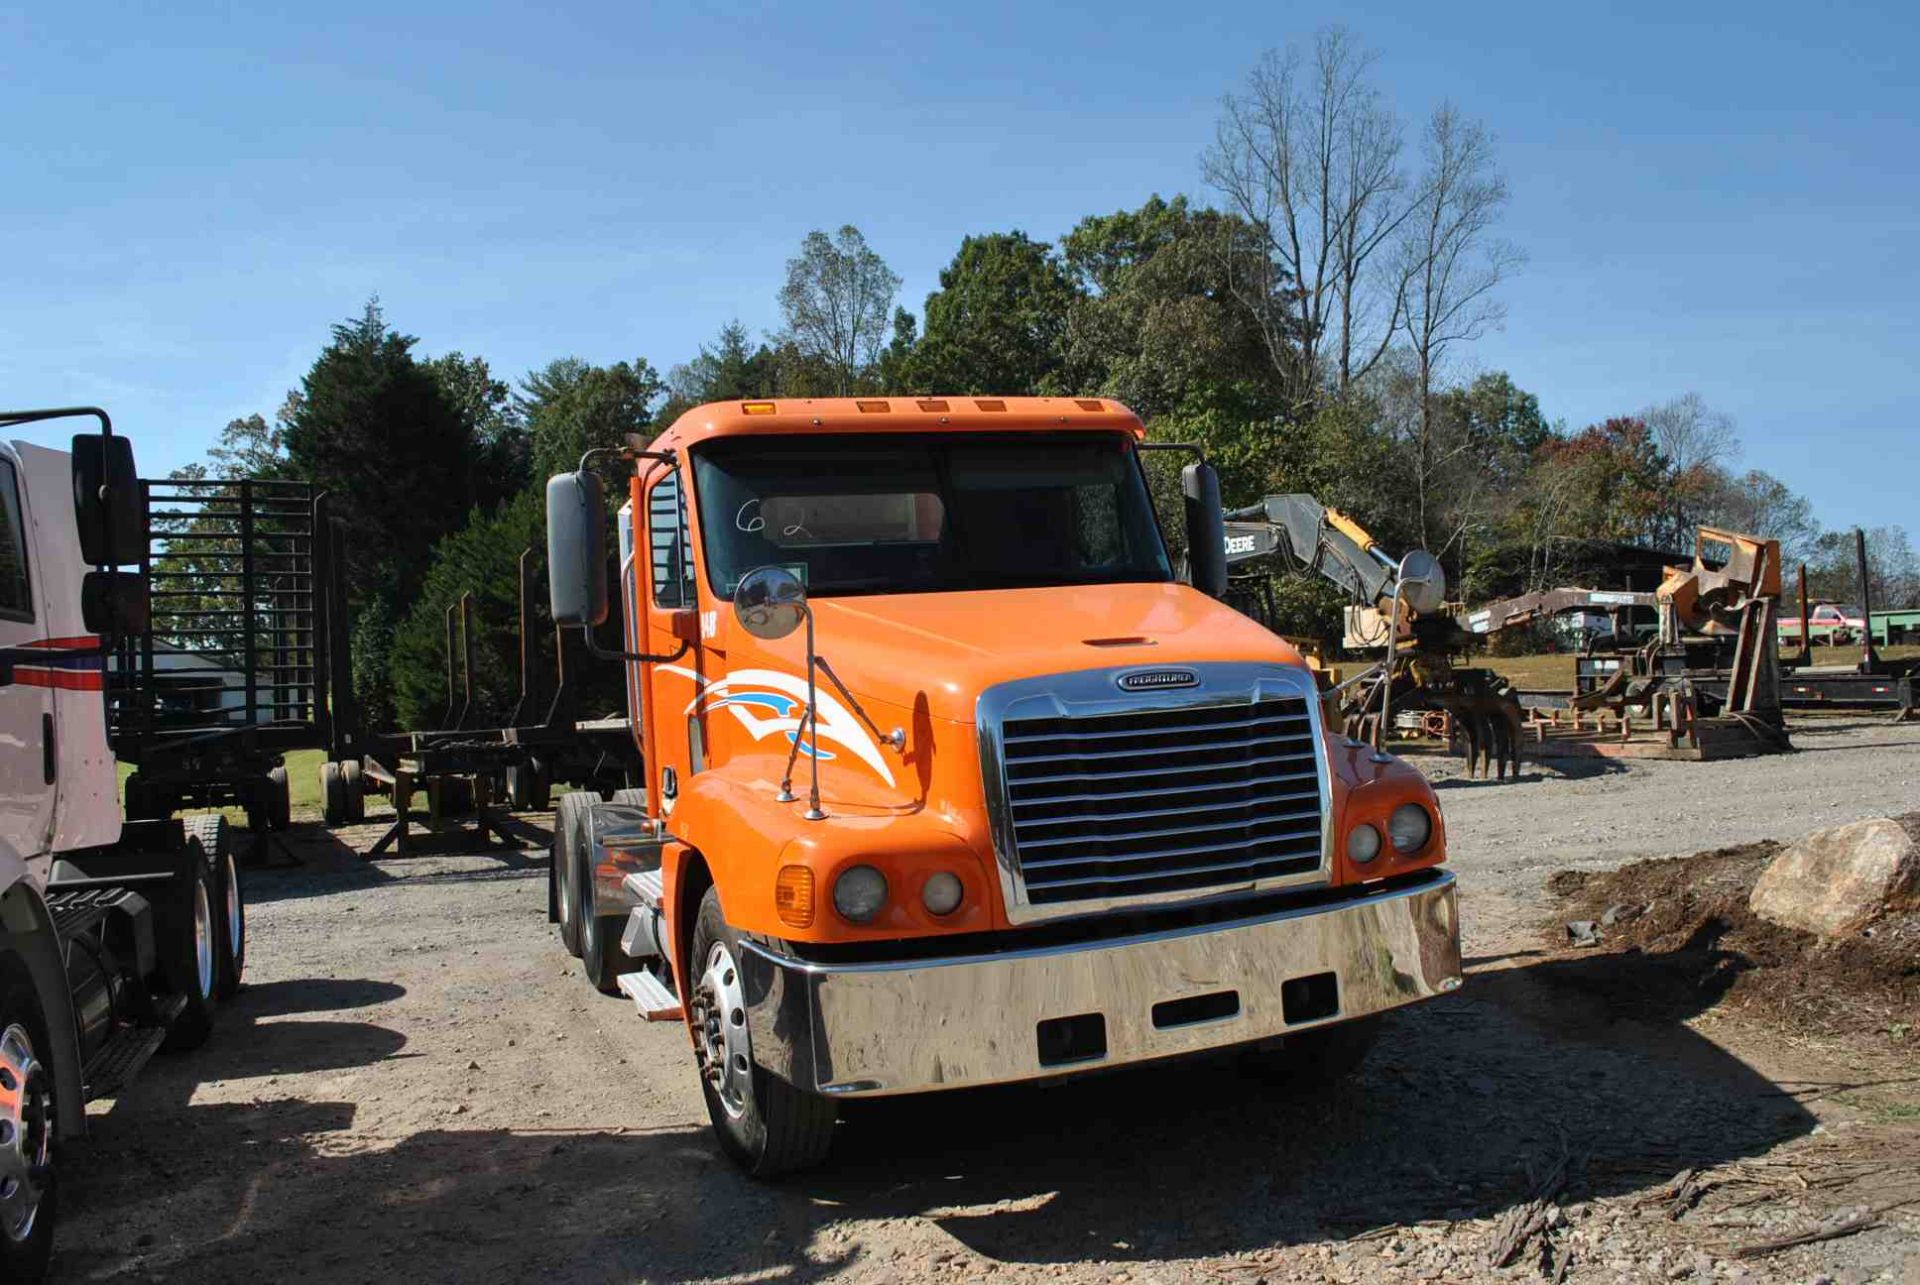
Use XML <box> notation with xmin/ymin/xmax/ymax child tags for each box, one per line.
<box><xmin>0</xmin><ymin>964</ymin><xmax>56</xmax><ymax>1282</ymax></box>
<box><xmin>688</xmin><ymin>888</ymin><xmax>836</xmax><ymax>1177</ymax></box>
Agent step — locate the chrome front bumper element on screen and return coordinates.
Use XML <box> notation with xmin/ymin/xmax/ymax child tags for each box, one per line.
<box><xmin>739</xmin><ymin>870</ymin><xmax>1461</xmax><ymax>1097</ymax></box>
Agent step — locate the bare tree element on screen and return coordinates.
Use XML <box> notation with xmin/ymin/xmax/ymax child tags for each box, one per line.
<box><xmin>777</xmin><ymin>226</ymin><xmax>902</xmax><ymax>395</ymax></box>
<box><xmin>1203</xmin><ymin>27</ymin><xmax>1416</xmax><ymax>412</ymax></box>
<box><xmin>1398</xmin><ymin>105</ymin><xmax>1522</xmax><ymax>546</ymax></box>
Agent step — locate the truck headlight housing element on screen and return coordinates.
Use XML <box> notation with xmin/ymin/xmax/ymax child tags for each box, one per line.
<box><xmin>1346</xmin><ymin>823</ymin><xmax>1382</xmax><ymax>864</ymax></box>
<box><xmin>921</xmin><ymin>871</ymin><xmax>963</xmax><ymax>916</ymax></box>
<box><xmin>1388</xmin><ymin>803</ymin><xmax>1433</xmax><ymax>854</ymax></box>
<box><xmin>833</xmin><ymin>865</ymin><xmax>888</xmax><ymax>923</ymax></box>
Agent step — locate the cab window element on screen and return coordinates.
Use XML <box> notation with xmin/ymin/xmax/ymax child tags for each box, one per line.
<box><xmin>649</xmin><ymin>471</ymin><xmax>696</xmax><ymax>609</ymax></box>
<box><xmin>0</xmin><ymin>460</ymin><xmax>33</xmax><ymax>621</ymax></box>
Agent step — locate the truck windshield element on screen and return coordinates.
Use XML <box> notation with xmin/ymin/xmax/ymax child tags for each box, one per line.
<box><xmin>691</xmin><ymin>432</ymin><xmax>1172</xmax><ymax>598</ymax></box>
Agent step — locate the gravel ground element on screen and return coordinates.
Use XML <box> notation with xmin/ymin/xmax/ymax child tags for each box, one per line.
<box><xmin>55</xmin><ymin>718</ymin><xmax>1920</xmax><ymax>1284</ymax></box>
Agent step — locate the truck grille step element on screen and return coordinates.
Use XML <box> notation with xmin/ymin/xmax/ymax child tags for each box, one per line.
<box><xmin>616</xmin><ymin>970</ymin><xmax>683</xmax><ymax>1022</ymax></box>
<box><xmin>622</xmin><ymin>869</ymin><xmax>663</xmax><ymax>906</ymax></box>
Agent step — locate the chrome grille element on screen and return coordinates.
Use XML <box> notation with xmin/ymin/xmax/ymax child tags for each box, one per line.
<box><xmin>998</xmin><ymin>694</ymin><xmax>1325</xmax><ymax>907</ymax></box>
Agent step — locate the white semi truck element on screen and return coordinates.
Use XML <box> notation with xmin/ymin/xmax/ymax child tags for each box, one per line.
<box><xmin>0</xmin><ymin>408</ymin><xmax>246</xmax><ymax>1283</ymax></box>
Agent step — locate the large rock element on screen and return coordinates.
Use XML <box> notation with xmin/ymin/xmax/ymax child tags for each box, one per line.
<box><xmin>1750</xmin><ymin>814</ymin><xmax>1920</xmax><ymax>937</ymax></box>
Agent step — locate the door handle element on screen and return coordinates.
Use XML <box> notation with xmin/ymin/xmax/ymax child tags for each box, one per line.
<box><xmin>42</xmin><ymin>712</ymin><xmax>55</xmax><ymax>785</ymax></box>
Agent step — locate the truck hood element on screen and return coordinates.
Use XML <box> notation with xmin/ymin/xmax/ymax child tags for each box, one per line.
<box><xmin>724</xmin><ymin>582</ymin><xmax>1306</xmax><ymax>725</ymax></box>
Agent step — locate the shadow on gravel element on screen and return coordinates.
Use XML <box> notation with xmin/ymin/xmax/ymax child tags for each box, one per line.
<box><xmin>54</xmin><ymin>948</ymin><xmax>1822</xmax><ymax>1282</ymax></box>
<box><xmin>240</xmin><ymin>823</ymin><xmax>550</xmax><ymax>905</ymax></box>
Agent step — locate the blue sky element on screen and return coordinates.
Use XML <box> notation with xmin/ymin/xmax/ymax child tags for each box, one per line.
<box><xmin>3</xmin><ymin>1</ymin><xmax>1915</xmax><ymax>535</ymax></box>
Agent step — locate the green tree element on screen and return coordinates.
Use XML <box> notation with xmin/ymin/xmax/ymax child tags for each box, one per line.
<box><xmin>518</xmin><ymin>356</ymin><xmax>666</xmax><ymax>484</ymax></box>
<box><xmin>281</xmin><ymin>299</ymin><xmax>508</xmax><ymax>607</ymax></box>
<box><xmin>426</xmin><ymin>351</ymin><xmax>528</xmax><ymax>496</ymax></box>
<box><xmin>777</xmin><ymin>226</ymin><xmax>901</xmax><ymax>394</ymax></box>
<box><xmin>912</xmin><ymin>231</ymin><xmax>1075</xmax><ymax>395</ymax></box>
<box><xmin>662</xmin><ymin>321</ymin><xmax>776</xmax><ymax>420</ymax></box>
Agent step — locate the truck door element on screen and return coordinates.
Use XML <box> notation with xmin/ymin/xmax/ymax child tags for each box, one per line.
<box><xmin>637</xmin><ymin>466</ymin><xmax>700</xmax><ymax>814</ymax></box>
<box><xmin>0</xmin><ymin>452</ymin><xmax>58</xmax><ymax>860</ymax></box>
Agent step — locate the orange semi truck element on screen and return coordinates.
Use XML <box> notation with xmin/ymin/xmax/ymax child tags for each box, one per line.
<box><xmin>543</xmin><ymin>397</ymin><xmax>1461</xmax><ymax>1174</ymax></box>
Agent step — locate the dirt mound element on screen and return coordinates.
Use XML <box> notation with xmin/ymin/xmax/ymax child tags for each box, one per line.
<box><xmin>1545</xmin><ymin>842</ymin><xmax>1918</xmax><ymax>1039</ymax></box>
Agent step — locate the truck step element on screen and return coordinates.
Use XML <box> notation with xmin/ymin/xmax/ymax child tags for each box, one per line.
<box><xmin>616</xmin><ymin>970</ymin><xmax>683</xmax><ymax>1022</ymax></box>
<box><xmin>622</xmin><ymin>868</ymin><xmax>663</xmax><ymax>906</ymax></box>
<box><xmin>82</xmin><ymin>995</ymin><xmax>184</xmax><ymax>1101</ymax></box>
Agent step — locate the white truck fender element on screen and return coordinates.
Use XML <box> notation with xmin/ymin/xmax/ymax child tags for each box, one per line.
<box><xmin>0</xmin><ymin>864</ymin><xmax>89</xmax><ymax>1140</ymax></box>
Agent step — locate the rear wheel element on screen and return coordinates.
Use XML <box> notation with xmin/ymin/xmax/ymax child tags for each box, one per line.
<box><xmin>267</xmin><ymin>766</ymin><xmax>291</xmax><ymax>831</ymax></box>
<box><xmin>186</xmin><ymin>816</ymin><xmax>245</xmax><ymax>1001</ymax></box>
<box><xmin>320</xmin><ymin>761</ymin><xmax>346</xmax><ymax>827</ymax></box>
<box><xmin>689</xmin><ymin>888</ymin><xmax>836</xmax><ymax>1176</ymax></box>
<box><xmin>341</xmin><ymin>760</ymin><xmax>366</xmax><ymax>824</ymax></box>
<box><xmin>0</xmin><ymin>965</ymin><xmax>55</xmax><ymax>1283</ymax></box>
<box><xmin>159</xmin><ymin>833</ymin><xmax>219</xmax><ymax>1052</ymax></box>
<box><xmin>553</xmin><ymin>792</ymin><xmax>591</xmax><ymax>958</ymax></box>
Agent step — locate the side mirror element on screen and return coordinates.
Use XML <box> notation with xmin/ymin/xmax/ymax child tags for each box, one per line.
<box><xmin>1182</xmin><ymin>460</ymin><xmax>1228</xmax><ymax>598</ymax></box>
<box><xmin>1396</xmin><ymin>549</ymin><xmax>1447</xmax><ymax>617</ymax></box>
<box><xmin>82</xmin><ymin>570</ymin><xmax>149</xmax><ymax>637</ymax></box>
<box><xmin>71</xmin><ymin>433</ymin><xmax>142</xmax><ymax>566</ymax></box>
<box><xmin>733</xmin><ymin>566</ymin><xmax>808</xmax><ymax>640</ymax></box>
<box><xmin>546</xmin><ymin>471</ymin><xmax>608</xmax><ymax>627</ymax></box>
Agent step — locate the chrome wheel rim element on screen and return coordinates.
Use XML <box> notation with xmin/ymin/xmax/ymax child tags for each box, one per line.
<box><xmin>193</xmin><ymin>877</ymin><xmax>214</xmax><ymax>999</ymax></box>
<box><xmin>224</xmin><ymin>850</ymin><xmax>243</xmax><ymax>962</ymax></box>
<box><xmin>692</xmin><ymin>940</ymin><xmax>751</xmax><ymax>1120</ymax></box>
<box><xmin>0</xmin><ymin>1023</ymin><xmax>51</xmax><ymax>1244</ymax></box>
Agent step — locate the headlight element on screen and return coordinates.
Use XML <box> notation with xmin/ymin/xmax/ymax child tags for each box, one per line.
<box><xmin>832</xmin><ymin>865</ymin><xmax>888</xmax><ymax>922</ymax></box>
<box><xmin>1346</xmin><ymin>823</ymin><xmax>1382</xmax><ymax>864</ymax></box>
<box><xmin>1388</xmin><ymin>803</ymin><xmax>1432</xmax><ymax>854</ymax></box>
<box><xmin>921</xmin><ymin>871</ymin><xmax>963</xmax><ymax>916</ymax></box>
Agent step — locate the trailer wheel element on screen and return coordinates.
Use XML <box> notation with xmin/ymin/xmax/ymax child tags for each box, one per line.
<box><xmin>159</xmin><ymin>833</ymin><xmax>220</xmax><ymax>1053</ymax></box>
<box><xmin>506</xmin><ymin>763</ymin><xmax>532</xmax><ymax>811</ymax></box>
<box><xmin>688</xmin><ymin>888</ymin><xmax>836</xmax><ymax>1177</ymax></box>
<box><xmin>187</xmin><ymin>816</ymin><xmax>245</xmax><ymax>1001</ymax></box>
<box><xmin>552</xmin><ymin>792</ymin><xmax>591</xmax><ymax>958</ymax></box>
<box><xmin>320</xmin><ymin>761</ymin><xmax>346</xmax><ymax>827</ymax></box>
<box><xmin>267</xmin><ymin>766</ymin><xmax>291</xmax><ymax>831</ymax></box>
<box><xmin>0</xmin><ymin>963</ymin><xmax>56</xmax><ymax>1281</ymax></box>
<box><xmin>341</xmin><ymin>760</ymin><xmax>366</xmax><ymax>824</ymax></box>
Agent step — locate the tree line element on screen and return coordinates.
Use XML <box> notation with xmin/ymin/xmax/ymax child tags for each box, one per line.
<box><xmin>175</xmin><ymin>26</ymin><xmax>1915</xmax><ymax>731</ymax></box>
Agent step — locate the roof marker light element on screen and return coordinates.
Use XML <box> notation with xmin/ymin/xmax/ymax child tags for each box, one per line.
<box><xmin>741</xmin><ymin>401</ymin><xmax>776</xmax><ymax>415</ymax></box>
<box><xmin>1075</xmin><ymin>399</ymin><xmax>1105</xmax><ymax>412</ymax></box>
<box><xmin>916</xmin><ymin>399</ymin><xmax>950</xmax><ymax>412</ymax></box>
<box><xmin>856</xmin><ymin>400</ymin><xmax>890</xmax><ymax>413</ymax></box>
<box><xmin>974</xmin><ymin>399</ymin><xmax>1007</xmax><ymax>412</ymax></box>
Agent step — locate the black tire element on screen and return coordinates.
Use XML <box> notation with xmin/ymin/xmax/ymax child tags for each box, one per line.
<box><xmin>320</xmin><ymin>761</ymin><xmax>345</xmax><ymax>827</ymax></box>
<box><xmin>577</xmin><ymin>832</ymin><xmax>636</xmax><ymax>995</ymax></box>
<box><xmin>159</xmin><ymin>832</ymin><xmax>219</xmax><ymax>1053</ymax></box>
<box><xmin>552</xmin><ymin>792</ymin><xmax>591</xmax><ymax>958</ymax></box>
<box><xmin>267</xmin><ymin>766</ymin><xmax>291</xmax><ymax>831</ymax></box>
<box><xmin>506</xmin><ymin>763</ymin><xmax>533</xmax><ymax>811</ymax></box>
<box><xmin>689</xmin><ymin>888</ymin><xmax>836</xmax><ymax>1176</ymax></box>
<box><xmin>0</xmin><ymin>961</ymin><xmax>57</xmax><ymax>1282</ymax></box>
<box><xmin>527</xmin><ymin>759</ymin><xmax>552</xmax><ymax>811</ymax></box>
<box><xmin>1236</xmin><ymin>1016</ymin><xmax>1381</xmax><ymax>1086</ymax></box>
<box><xmin>185</xmin><ymin>816</ymin><xmax>245</xmax><ymax>1001</ymax></box>
<box><xmin>341</xmin><ymin>760</ymin><xmax>366</xmax><ymax>824</ymax></box>
<box><xmin>611</xmin><ymin>787</ymin><xmax>648</xmax><ymax>809</ymax></box>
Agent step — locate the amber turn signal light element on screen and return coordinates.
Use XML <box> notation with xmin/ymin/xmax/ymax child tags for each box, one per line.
<box><xmin>775</xmin><ymin>865</ymin><xmax>815</xmax><ymax>927</ymax></box>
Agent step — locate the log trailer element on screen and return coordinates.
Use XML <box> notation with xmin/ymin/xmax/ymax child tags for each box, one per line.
<box><xmin>0</xmin><ymin>409</ymin><xmax>247</xmax><ymax>1282</ymax></box>
<box><xmin>542</xmin><ymin>397</ymin><xmax>1462</xmax><ymax>1175</ymax></box>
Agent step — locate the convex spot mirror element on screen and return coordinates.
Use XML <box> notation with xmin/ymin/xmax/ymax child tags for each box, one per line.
<box><xmin>1396</xmin><ymin>549</ymin><xmax>1447</xmax><ymax>617</ymax></box>
<box><xmin>546</xmin><ymin>470</ymin><xmax>608</xmax><ymax>627</ymax></box>
<box><xmin>733</xmin><ymin>566</ymin><xmax>808</xmax><ymax>640</ymax></box>
<box><xmin>71</xmin><ymin>433</ymin><xmax>142</xmax><ymax>566</ymax></box>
